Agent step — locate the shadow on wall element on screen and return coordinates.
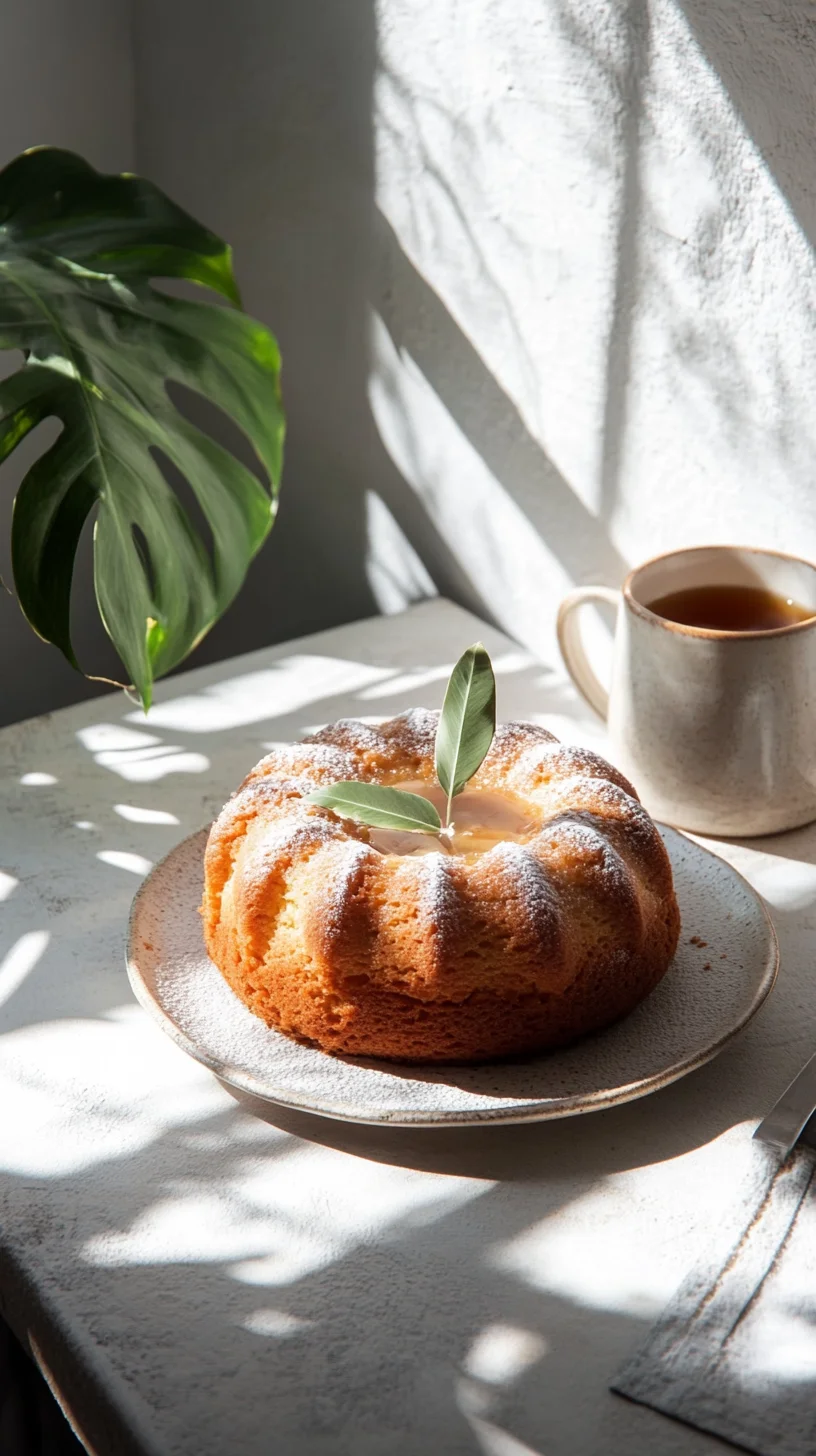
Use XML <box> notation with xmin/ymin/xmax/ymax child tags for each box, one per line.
<box><xmin>3</xmin><ymin>0</ymin><xmax>626</xmax><ymax>727</ymax></box>
<box><xmin>373</xmin><ymin>210</ymin><xmax>629</xmax><ymax>589</ymax></box>
<box><xmin>670</xmin><ymin>0</ymin><xmax>816</xmax><ymax>470</ymax></box>
<box><xmin>128</xmin><ymin>1</ymin><xmax>487</xmax><ymax>708</ymax></box>
<box><xmin>135</xmin><ymin>0</ymin><xmax>630</xmax><ymax>680</ymax></box>
<box><xmin>678</xmin><ymin>0</ymin><xmax>816</xmax><ymax>252</ymax></box>
<box><xmin>1</xmin><ymin>0</ymin><xmax>385</xmax><ymax>727</ymax></box>
<box><xmin>4</xmin><ymin>0</ymin><xmax>816</xmax><ymax>726</ymax></box>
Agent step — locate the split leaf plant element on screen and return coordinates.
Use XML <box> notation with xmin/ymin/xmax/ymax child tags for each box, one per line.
<box><xmin>0</xmin><ymin>146</ymin><xmax>284</xmax><ymax>711</ymax></box>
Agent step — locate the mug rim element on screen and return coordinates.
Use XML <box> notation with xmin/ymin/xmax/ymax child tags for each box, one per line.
<box><xmin>624</xmin><ymin>544</ymin><xmax>816</xmax><ymax>640</ymax></box>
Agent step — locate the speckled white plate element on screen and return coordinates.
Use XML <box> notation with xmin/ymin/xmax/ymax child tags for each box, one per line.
<box><xmin>127</xmin><ymin>826</ymin><xmax>778</xmax><ymax>1127</ymax></box>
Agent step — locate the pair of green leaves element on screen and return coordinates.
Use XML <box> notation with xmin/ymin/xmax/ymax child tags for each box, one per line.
<box><xmin>308</xmin><ymin>643</ymin><xmax>496</xmax><ymax>836</ymax></box>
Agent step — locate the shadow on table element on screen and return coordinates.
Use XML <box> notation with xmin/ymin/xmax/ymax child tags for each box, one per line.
<box><xmin>219</xmin><ymin>1053</ymin><xmax>757</xmax><ymax>1183</ymax></box>
<box><xmin>0</xmin><ymin>1087</ymin><xmax>734</xmax><ymax>1456</ymax></box>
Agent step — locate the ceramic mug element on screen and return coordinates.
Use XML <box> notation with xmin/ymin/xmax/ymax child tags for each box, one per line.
<box><xmin>557</xmin><ymin>545</ymin><xmax>816</xmax><ymax>836</ymax></box>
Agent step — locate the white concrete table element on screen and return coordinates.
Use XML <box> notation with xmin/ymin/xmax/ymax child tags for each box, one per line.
<box><xmin>1</xmin><ymin>598</ymin><xmax>812</xmax><ymax>1456</ymax></box>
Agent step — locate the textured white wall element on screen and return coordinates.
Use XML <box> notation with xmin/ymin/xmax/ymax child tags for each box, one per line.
<box><xmin>3</xmin><ymin>1</ymin><xmax>816</xmax><ymax>721</ymax></box>
<box><xmin>370</xmin><ymin>0</ymin><xmax>816</xmax><ymax>664</ymax></box>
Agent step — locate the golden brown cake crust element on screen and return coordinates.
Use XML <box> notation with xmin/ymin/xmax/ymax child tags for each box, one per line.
<box><xmin>201</xmin><ymin>711</ymin><xmax>681</xmax><ymax>1062</ymax></box>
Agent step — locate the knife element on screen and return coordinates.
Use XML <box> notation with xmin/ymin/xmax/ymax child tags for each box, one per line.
<box><xmin>754</xmin><ymin>1051</ymin><xmax>816</xmax><ymax>1155</ymax></box>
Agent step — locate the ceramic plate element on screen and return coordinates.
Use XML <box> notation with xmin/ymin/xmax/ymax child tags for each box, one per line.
<box><xmin>127</xmin><ymin>826</ymin><xmax>778</xmax><ymax>1127</ymax></box>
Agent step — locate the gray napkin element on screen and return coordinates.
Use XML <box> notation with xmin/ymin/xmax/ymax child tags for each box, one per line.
<box><xmin>613</xmin><ymin>1143</ymin><xmax>816</xmax><ymax>1455</ymax></box>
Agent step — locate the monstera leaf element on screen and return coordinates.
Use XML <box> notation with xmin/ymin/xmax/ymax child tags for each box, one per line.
<box><xmin>0</xmin><ymin>147</ymin><xmax>284</xmax><ymax>709</ymax></box>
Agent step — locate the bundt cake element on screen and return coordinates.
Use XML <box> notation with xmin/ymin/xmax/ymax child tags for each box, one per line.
<box><xmin>201</xmin><ymin>710</ymin><xmax>681</xmax><ymax>1063</ymax></box>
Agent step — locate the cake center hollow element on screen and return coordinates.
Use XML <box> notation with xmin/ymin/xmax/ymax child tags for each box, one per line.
<box><xmin>366</xmin><ymin>782</ymin><xmax>538</xmax><ymax>858</ymax></box>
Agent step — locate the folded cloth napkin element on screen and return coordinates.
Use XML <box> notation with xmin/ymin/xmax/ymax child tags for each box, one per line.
<box><xmin>613</xmin><ymin>1142</ymin><xmax>816</xmax><ymax>1456</ymax></box>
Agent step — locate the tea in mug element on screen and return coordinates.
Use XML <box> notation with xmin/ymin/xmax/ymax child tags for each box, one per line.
<box><xmin>646</xmin><ymin>584</ymin><xmax>814</xmax><ymax>632</ymax></box>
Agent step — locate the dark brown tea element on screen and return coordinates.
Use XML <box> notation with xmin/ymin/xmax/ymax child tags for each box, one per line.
<box><xmin>646</xmin><ymin>584</ymin><xmax>814</xmax><ymax>632</ymax></box>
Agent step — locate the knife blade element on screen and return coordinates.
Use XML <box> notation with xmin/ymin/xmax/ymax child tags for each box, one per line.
<box><xmin>754</xmin><ymin>1051</ymin><xmax>816</xmax><ymax>1155</ymax></box>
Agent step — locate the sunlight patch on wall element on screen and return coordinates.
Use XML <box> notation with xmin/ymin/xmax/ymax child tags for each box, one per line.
<box><xmin>365</xmin><ymin>489</ymin><xmax>437</xmax><ymax>614</ymax></box>
<box><xmin>605</xmin><ymin>0</ymin><xmax>816</xmax><ymax>561</ymax></box>
<box><xmin>374</xmin><ymin>0</ymin><xmax>614</xmax><ymax>509</ymax></box>
<box><xmin>373</xmin><ymin>0</ymin><xmax>816</xmax><ymax>628</ymax></box>
<box><xmin>369</xmin><ymin>311</ymin><xmax>571</xmax><ymax>662</ymax></box>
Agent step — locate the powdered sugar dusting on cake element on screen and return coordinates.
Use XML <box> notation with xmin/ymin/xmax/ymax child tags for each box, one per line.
<box><xmin>305</xmin><ymin>719</ymin><xmax>388</xmax><ymax>759</ymax></box>
<box><xmin>488</xmin><ymin>721</ymin><xmax>556</xmax><ymax>759</ymax></box>
<box><xmin>488</xmin><ymin>839</ymin><xmax>558</xmax><ymax>913</ymax></box>
<box><xmin>416</xmin><ymin>852</ymin><xmax>460</xmax><ymax>939</ymax></box>
<box><xmin>230</xmin><ymin>775</ymin><xmax>312</xmax><ymax>816</ymax></box>
<box><xmin>238</xmin><ymin>811</ymin><xmax>344</xmax><ymax>895</ymax></box>
<box><xmin>318</xmin><ymin>839</ymin><xmax>377</xmax><ymax>941</ymax></box>
<box><xmin>509</xmin><ymin>742</ymin><xmax>637</xmax><ymax>797</ymax></box>
<box><xmin>542</xmin><ymin>813</ymin><xmax>633</xmax><ymax>894</ymax></box>
<box><xmin>544</xmin><ymin>772</ymin><xmax>643</xmax><ymax>818</ymax></box>
<box><xmin>303</xmin><ymin>710</ymin><xmax>440</xmax><ymax>777</ymax></box>
<box><xmin>254</xmin><ymin>742</ymin><xmax>356</xmax><ymax>782</ymax></box>
<box><xmin>382</xmin><ymin>707</ymin><xmax>439</xmax><ymax>755</ymax></box>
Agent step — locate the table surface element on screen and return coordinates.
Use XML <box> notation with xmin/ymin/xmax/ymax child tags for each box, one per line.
<box><xmin>1</xmin><ymin>597</ymin><xmax>813</xmax><ymax>1456</ymax></box>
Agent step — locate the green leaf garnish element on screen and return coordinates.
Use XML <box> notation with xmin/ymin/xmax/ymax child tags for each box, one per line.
<box><xmin>307</xmin><ymin>644</ymin><xmax>497</xmax><ymax>844</ymax></box>
<box><xmin>307</xmin><ymin>782</ymin><xmax>442</xmax><ymax>834</ymax></box>
<box><xmin>435</xmin><ymin>642</ymin><xmax>496</xmax><ymax>824</ymax></box>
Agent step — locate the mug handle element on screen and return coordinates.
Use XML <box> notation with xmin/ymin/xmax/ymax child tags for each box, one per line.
<box><xmin>556</xmin><ymin>586</ymin><xmax>621</xmax><ymax>720</ymax></box>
